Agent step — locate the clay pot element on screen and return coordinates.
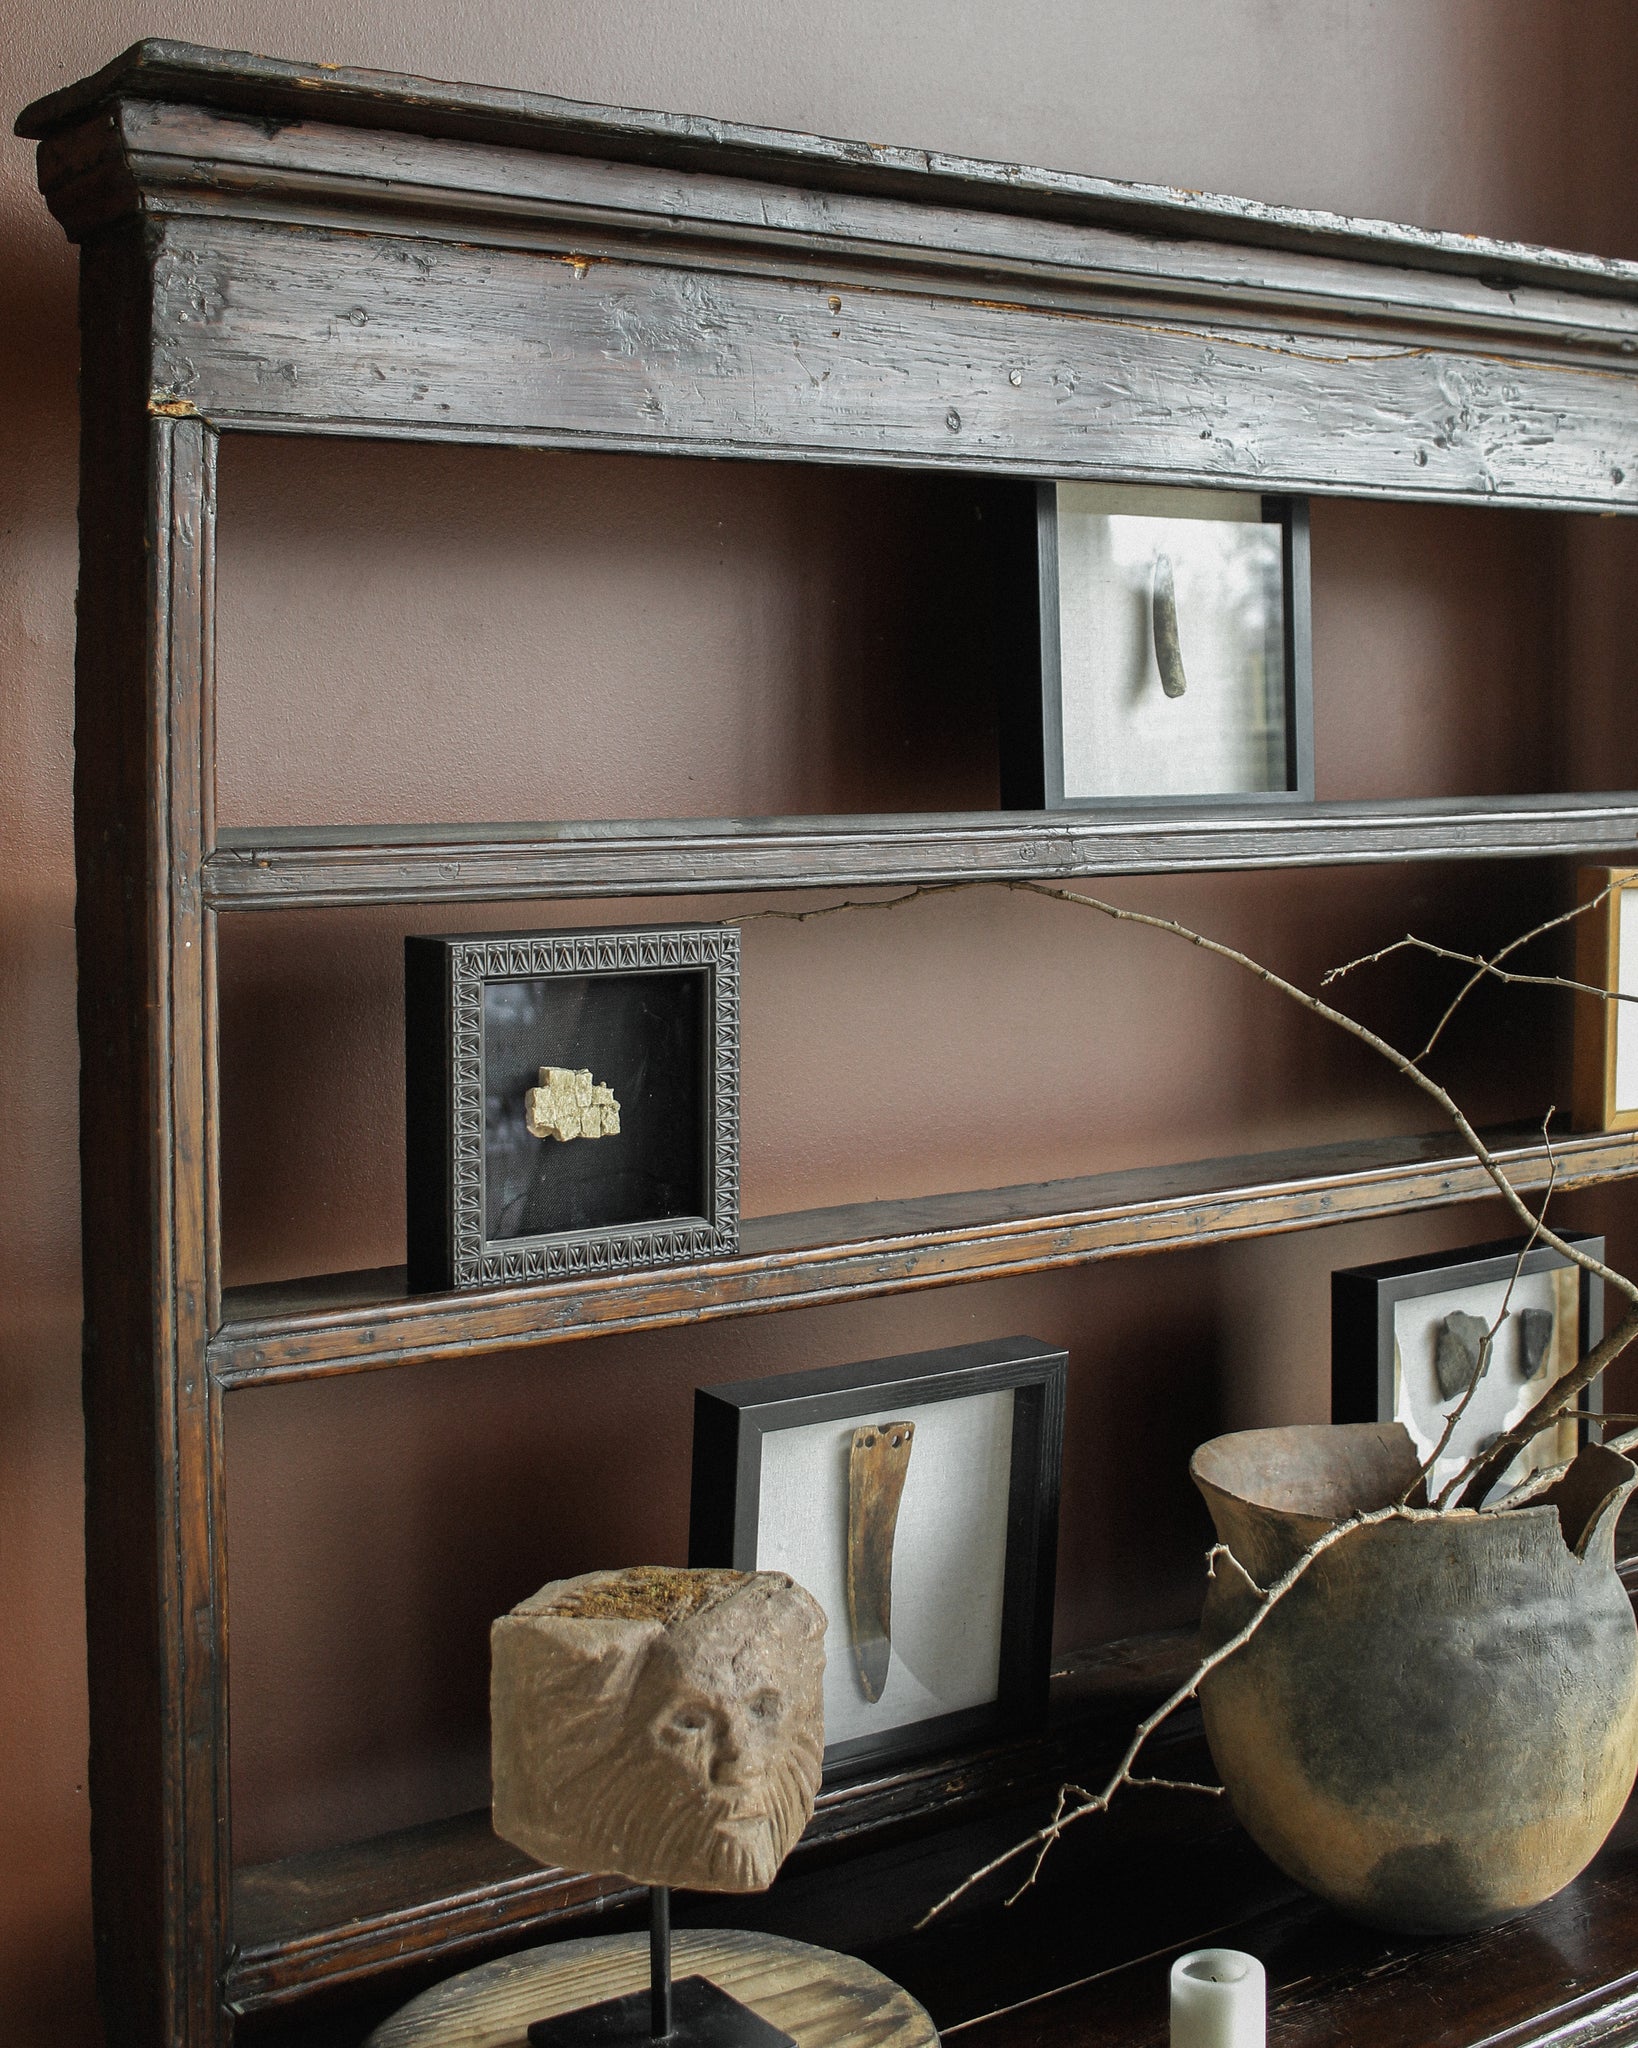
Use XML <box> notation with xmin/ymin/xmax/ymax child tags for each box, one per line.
<box><xmin>1191</xmin><ymin>1421</ymin><xmax>1638</xmax><ymax>1935</ymax></box>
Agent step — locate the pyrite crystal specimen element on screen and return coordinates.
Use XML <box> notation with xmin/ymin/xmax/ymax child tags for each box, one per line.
<box><xmin>524</xmin><ymin>1066</ymin><xmax>621</xmax><ymax>1142</ymax></box>
<box><xmin>846</xmin><ymin>1420</ymin><xmax>915</xmax><ymax>1703</ymax></box>
<box><xmin>491</xmin><ymin>1565</ymin><xmax>826</xmax><ymax>1893</ymax></box>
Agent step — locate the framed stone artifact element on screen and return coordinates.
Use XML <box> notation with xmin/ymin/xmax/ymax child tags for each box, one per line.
<box><xmin>689</xmin><ymin>1336</ymin><xmax>1065</xmax><ymax>1775</ymax></box>
<box><xmin>1002</xmin><ymin>483</ymin><xmax>1313</xmax><ymax>809</ymax></box>
<box><xmin>1332</xmin><ymin>1234</ymin><xmax>1604</xmax><ymax>1504</ymax></box>
<box><xmin>1574</xmin><ymin>867</ymin><xmax>1638</xmax><ymax>1133</ymax></box>
<box><xmin>405</xmin><ymin>924</ymin><xmax>739</xmax><ymax>1291</ymax></box>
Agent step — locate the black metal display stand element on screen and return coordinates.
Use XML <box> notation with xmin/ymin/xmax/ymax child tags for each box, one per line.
<box><xmin>528</xmin><ymin>1890</ymin><xmax>796</xmax><ymax>2048</ymax></box>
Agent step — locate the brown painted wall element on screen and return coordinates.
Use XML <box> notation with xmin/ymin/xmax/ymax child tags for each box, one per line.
<box><xmin>5</xmin><ymin>5</ymin><xmax>1638</xmax><ymax>2043</ymax></box>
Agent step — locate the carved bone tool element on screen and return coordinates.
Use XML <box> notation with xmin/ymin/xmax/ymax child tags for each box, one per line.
<box><xmin>846</xmin><ymin>1420</ymin><xmax>915</xmax><ymax>1703</ymax></box>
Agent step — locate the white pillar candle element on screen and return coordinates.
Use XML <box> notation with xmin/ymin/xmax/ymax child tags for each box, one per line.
<box><xmin>1170</xmin><ymin>1947</ymin><xmax>1266</xmax><ymax>2048</ymax></box>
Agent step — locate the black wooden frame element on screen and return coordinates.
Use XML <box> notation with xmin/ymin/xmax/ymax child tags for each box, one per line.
<box><xmin>405</xmin><ymin>926</ymin><xmax>740</xmax><ymax>1291</ymax></box>
<box><xmin>1022</xmin><ymin>487</ymin><xmax>1314</xmax><ymax>811</ymax></box>
<box><xmin>689</xmin><ymin>1336</ymin><xmax>1065</xmax><ymax>1776</ymax></box>
<box><xmin>1331</xmin><ymin>1233</ymin><xmax>1606</xmax><ymax>1461</ymax></box>
<box><xmin>17</xmin><ymin>34</ymin><xmax>1638</xmax><ymax>2048</ymax></box>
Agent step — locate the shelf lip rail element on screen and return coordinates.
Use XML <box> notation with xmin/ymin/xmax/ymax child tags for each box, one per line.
<box><xmin>21</xmin><ymin>38</ymin><xmax>1638</xmax><ymax>312</ymax></box>
<box><xmin>224</xmin><ymin>1631</ymin><xmax>1201</xmax><ymax>2012</ymax></box>
<box><xmin>204</xmin><ymin>793</ymin><xmax>1638</xmax><ymax>909</ymax></box>
<box><xmin>209</xmin><ymin>1122</ymin><xmax>1638</xmax><ymax>1387</ymax></box>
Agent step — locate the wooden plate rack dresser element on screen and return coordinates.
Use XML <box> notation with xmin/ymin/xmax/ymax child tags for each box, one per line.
<box><xmin>20</xmin><ymin>40</ymin><xmax>1638</xmax><ymax>2048</ymax></box>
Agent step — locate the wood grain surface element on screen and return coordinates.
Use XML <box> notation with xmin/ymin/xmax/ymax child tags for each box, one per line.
<box><xmin>361</xmin><ymin>1929</ymin><xmax>937</xmax><ymax>2048</ymax></box>
<box><xmin>211</xmin><ymin>1122</ymin><xmax>1638</xmax><ymax>1384</ymax></box>
<box><xmin>205</xmin><ymin>796</ymin><xmax>1638</xmax><ymax>909</ymax></box>
<box><xmin>19</xmin><ymin>40</ymin><xmax>1638</xmax><ymax>315</ymax></box>
<box><xmin>24</xmin><ymin>37</ymin><xmax>1638</xmax><ymax>2047</ymax></box>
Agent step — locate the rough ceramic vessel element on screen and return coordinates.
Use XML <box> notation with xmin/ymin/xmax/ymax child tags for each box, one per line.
<box><xmin>1192</xmin><ymin>1421</ymin><xmax>1638</xmax><ymax>1934</ymax></box>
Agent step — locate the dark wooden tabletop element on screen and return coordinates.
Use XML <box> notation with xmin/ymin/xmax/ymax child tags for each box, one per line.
<box><xmin>238</xmin><ymin>1722</ymin><xmax>1638</xmax><ymax>2048</ymax></box>
<box><xmin>717</xmin><ymin>1776</ymin><xmax>1638</xmax><ymax>2048</ymax></box>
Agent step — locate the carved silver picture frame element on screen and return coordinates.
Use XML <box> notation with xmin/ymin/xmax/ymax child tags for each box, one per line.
<box><xmin>406</xmin><ymin>924</ymin><xmax>739</xmax><ymax>1291</ymax></box>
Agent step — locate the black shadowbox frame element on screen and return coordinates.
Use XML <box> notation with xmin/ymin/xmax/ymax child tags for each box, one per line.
<box><xmin>997</xmin><ymin>483</ymin><xmax>1313</xmax><ymax>812</ymax></box>
<box><xmin>405</xmin><ymin>924</ymin><xmax>739</xmax><ymax>1291</ymax></box>
<box><xmin>690</xmin><ymin>1336</ymin><xmax>1065</xmax><ymax>1778</ymax></box>
<box><xmin>1332</xmin><ymin>1233</ymin><xmax>1605</xmax><ymax>1482</ymax></box>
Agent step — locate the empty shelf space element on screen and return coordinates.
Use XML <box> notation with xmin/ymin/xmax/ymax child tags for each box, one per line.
<box><xmin>205</xmin><ymin>793</ymin><xmax>1638</xmax><ymax>908</ymax></box>
<box><xmin>225</xmin><ymin>1631</ymin><xmax>1198</xmax><ymax>2012</ymax></box>
<box><xmin>210</xmin><ymin>1122</ymin><xmax>1638</xmax><ymax>1386</ymax></box>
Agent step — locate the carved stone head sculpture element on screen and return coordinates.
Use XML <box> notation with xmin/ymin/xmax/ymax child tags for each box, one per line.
<box><xmin>492</xmin><ymin>1565</ymin><xmax>827</xmax><ymax>1892</ymax></box>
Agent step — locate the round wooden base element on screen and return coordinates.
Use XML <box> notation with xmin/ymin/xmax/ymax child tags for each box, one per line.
<box><xmin>364</xmin><ymin>1926</ymin><xmax>939</xmax><ymax>2048</ymax></box>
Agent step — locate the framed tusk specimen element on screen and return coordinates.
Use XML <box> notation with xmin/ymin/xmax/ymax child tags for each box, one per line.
<box><xmin>1002</xmin><ymin>481</ymin><xmax>1313</xmax><ymax>810</ymax></box>
<box><xmin>1151</xmin><ymin>550</ymin><xmax>1187</xmax><ymax>697</ymax></box>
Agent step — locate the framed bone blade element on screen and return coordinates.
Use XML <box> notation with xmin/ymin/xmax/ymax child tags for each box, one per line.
<box><xmin>691</xmin><ymin>1336</ymin><xmax>1064</xmax><ymax>1776</ymax></box>
<box><xmin>846</xmin><ymin>1421</ymin><xmax>915</xmax><ymax>1702</ymax></box>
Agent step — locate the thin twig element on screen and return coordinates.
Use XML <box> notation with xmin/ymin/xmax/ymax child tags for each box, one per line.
<box><xmin>1000</xmin><ymin>880</ymin><xmax>1638</xmax><ymax>1317</ymax></box>
<box><xmin>737</xmin><ymin>877</ymin><xmax>1638</xmax><ymax>1491</ymax></box>
<box><xmin>917</xmin><ymin>1502</ymin><xmax>1416</xmax><ymax>1925</ymax></box>
<box><xmin>1321</xmin><ymin>876</ymin><xmax>1624</xmax><ymax>1064</ymax></box>
<box><xmin>741</xmin><ymin>874</ymin><xmax>1638</xmax><ymax>1912</ymax></box>
<box><xmin>1457</xmin><ymin>1303</ymin><xmax>1638</xmax><ymax>1505</ymax></box>
<box><xmin>1423</xmin><ymin>1120</ymin><xmax>1557</xmax><ymax>1508</ymax></box>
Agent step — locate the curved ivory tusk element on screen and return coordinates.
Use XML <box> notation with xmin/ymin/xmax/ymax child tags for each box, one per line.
<box><xmin>1152</xmin><ymin>551</ymin><xmax>1187</xmax><ymax>698</ymax></box>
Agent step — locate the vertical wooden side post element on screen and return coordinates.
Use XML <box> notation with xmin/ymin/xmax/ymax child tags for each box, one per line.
<box><xmin>75</xmin><ymin>221</ymin><xmax>227</xmax><ymax>2048</ymax></box>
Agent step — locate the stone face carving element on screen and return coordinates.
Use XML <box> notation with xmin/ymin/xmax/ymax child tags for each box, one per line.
<box><xmin>846</xmin><ymin>1421</ymin><xmax>914</xmax><ymax>1703</ymax></box>
<box><xmin>525</xmin><ymin>1066</ymin><xmax>621</xmax><ymax>1142</ymax></box>
<box><xmin>491</xmin><ymin>1566</ymin><xmax>826</xmax><ymax>1893</ymax></box>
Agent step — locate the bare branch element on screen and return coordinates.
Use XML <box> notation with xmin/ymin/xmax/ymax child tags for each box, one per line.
<box><xmin>735</xmin><ymin>874</ymin><xmax>1638</xmax><ymax>1407</ymax></box>
<box><xmin>1426</xmin><ymin>1121</ymin><xmax>1557</xmax><ymax>1508</ymax></box>
<box><xmin>1456</xmin><ymin>1302</ymin><xmax>1638</xmax><ymax>1506</ymax></box>
<box><xmin>739</xmin><ymin>872</ymin><xmax>1638</xmax><ymax>1909</ymax></box>
<box><xmin>917</xmin><ymin>1501</ymin><xmax>1416</xmax><ymax>1926</ymax></box>
<box><xmin>1320</xmin><ymin>876</ymin><xmax>1623</xmax><ymax>1064</ymax></box>
<box><xmin>1000</xmin><ymin>879</ymin><xmax>1638</xmax><ymax>1320</ymax></box>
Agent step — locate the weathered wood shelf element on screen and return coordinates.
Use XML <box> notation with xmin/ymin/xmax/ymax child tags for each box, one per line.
<box><xmin>27</xmin><ymin>36</ymin><xmax>1638</xmax><ymax>2048</ymax></box>
<box><xmin>207</xmin><ymin>794</ymin><xmax>1638</xmax><ymax>907</ymax></box>
<box><xmin>227</xmin><ymin>1632</ymin><xmax>1199</xmax><ymax>2012</ymax></box>
<box><xmin>212</xmin><ymin>1122</ymin><xmax>1638</xmax><ymax>1385</ymax></box>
